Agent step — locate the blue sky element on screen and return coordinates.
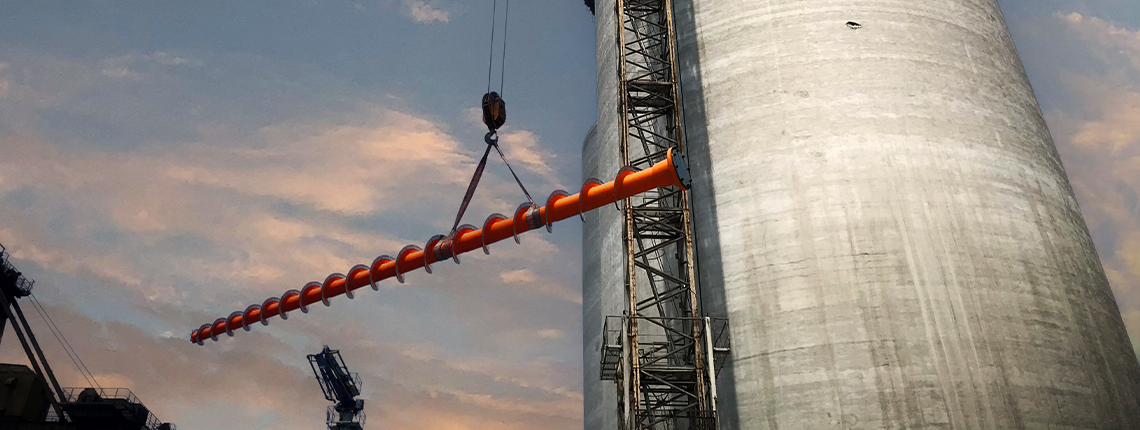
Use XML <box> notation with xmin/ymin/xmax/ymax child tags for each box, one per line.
<box><xmin>1</xmin><ymin>1</ymin><xmax>1138</xmax><ymax>429</ymax></box>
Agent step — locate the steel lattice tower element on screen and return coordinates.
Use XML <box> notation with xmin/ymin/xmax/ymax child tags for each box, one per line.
<box><xmin>598</xmin><ymin>0</ymin><xmax>729</xmax><ymax>428</ymax></box>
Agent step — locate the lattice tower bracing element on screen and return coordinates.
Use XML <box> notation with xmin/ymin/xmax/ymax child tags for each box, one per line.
<box><xmin>598</xmin><ymin>0</ymin><xmax>727</xmax><ymax>428</ymax></box>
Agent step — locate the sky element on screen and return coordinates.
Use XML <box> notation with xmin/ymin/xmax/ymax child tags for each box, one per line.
<box><xmin>0</xmin><ymin>1</ymin><xmax>1138</xmax><ymax>429</ymax></box>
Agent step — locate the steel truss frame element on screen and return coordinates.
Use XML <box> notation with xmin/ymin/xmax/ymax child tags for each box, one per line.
<box><xmin>601</xmin><ymin>0</ymin><xmax>729</xmax><ymax>429</ymax></box>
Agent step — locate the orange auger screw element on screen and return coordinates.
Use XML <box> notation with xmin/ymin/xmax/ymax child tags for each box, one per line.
<box><xmin>191</xmin><ymin>148</ymin><xmax>690</xmax><ymax>345</ymax></box>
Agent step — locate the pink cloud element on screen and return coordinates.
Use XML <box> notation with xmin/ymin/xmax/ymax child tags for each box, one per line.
<box><xmin>1051</xmin><ymin>12</ymin><xmax>1140</xmax><ymax>350</ymax></box>
<box><xmin>1060</xmin><ymin>12</ymin><xmax>1140</xmax><ymax>72</ymax></box>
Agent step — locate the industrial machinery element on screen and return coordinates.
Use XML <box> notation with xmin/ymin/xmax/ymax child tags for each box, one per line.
<box><xmin>1</xmin><ymin>243</ymin><xmax>175</xmax><ymax>430</ymax></box>
<box><xmin>308</xmin><ymin>346</ymin><xmax>366</xmax><ymax>430</ymax></box>
<box><xmin>189</xmin><ymin>149</ymin><xmax>691</xmax><ymax>344</ymax></box>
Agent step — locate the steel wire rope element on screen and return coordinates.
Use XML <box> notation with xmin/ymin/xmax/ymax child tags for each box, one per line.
<box><xmin>485</xmin><ymin>0</ymin><xmax>498</xmax><ymax>93</ymax></box>
<box><xmin>30</xmin><ymin>293</ymin><xmax>101</xmax><ymax>391</ymax></box>
<box><xmin>498</xmin><ymin>0</ymin><xmax>509</xmax><ymax>96</ymax></box>
<box><xmin>28</xmin><ymin>294</ymin><xmax>95</xmax><ymax>390</ymax></box>
<box><xmin>30</xmin><ymin>293</ymin><xmax>102</xmax><ymax>390</ymax></box>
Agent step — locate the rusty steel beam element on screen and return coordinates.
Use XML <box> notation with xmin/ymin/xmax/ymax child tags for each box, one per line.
<box><xmin>190</xmin><ymin>149</ymin><xmax>691</xmax><ymax>345</ymax></box>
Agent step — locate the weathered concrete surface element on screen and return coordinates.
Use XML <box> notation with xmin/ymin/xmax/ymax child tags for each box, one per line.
<box><xmin>582</xmin><ymin>0</ymin><xmax>632</xmax><ymax>427</ymax></box>
<box><xmin>669</xmin><ymin>0</ymin><xmax>1140</xmax><ymax>429</ymax></box>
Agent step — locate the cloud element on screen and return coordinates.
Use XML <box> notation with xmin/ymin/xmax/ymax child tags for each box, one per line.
<box><xmin>0</xmin><ymin>40</ymin><xmax>581</xmax><ymax>430</ymax></box>
<box><xmin>1060</xmin><ymin>12</ymin><xmax>1140</xmax><ymax>72</ymax></box>
<box><xmin>1050</xmin><ymin>12</ymin><xmax>1140</xmax><ymax>353</ymax></box>
<box><xmin>99</xmin><ymin>52</ymin><xmax>204</xmax><ymax>79</ymax></box>
<box><xmin>405</xmin><ymin>0</ymin><xmax>450</xmax><ymax>24</ymax></box>
<box><xmin>0</xmin><ymin>63</ymin><xmax>9</xmax><ymax>98</ymax></box>
<box><xmin>500</xmin><ymin>268</ymin><xmax>537</xmax><ymax>284</ymax></box>
<box><xmin>0</xmin><ymin>302</ymin><xmax>583</xmax><ymax>430</ymax></box>
<box><xmin>499</xmin><ymin>129</ymin><xmax>562</xmax><ymax>186</ymax></box>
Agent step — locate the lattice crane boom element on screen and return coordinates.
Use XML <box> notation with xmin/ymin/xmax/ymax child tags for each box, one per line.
<box><xmin>309</xmin><ymin>346</ymin><xmax>365</xmax><ymax>430</ymax></box>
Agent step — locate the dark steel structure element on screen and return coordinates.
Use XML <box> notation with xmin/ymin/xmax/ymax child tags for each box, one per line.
<box><xmin>309</xmin><ymin>346</ymin><xmax>365</xmax><ymax>430</ymax></box>
<box><xmin>1</xmin><ymin>243</ymin><xmax>175</xmax><ymax>430</ymax></box>
<box><xmin>1</xmin><ymin>242</ymin><xmax>66</xmax><ymax>419</ymax></box>
<box><xmin>602</xmin><ymin>0</ymin><xmax>729</xmax><ymax>429</ymax></box>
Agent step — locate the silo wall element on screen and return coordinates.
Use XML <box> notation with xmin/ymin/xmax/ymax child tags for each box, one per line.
<box><xmin>669</xmin><ymin>0</ymin><xmax>1140</xmax><ymax>429</ymax></box>
<box><xmin>583</xmin><ymin>121</ymin><xmax>623</xmax><ymax>430</ymax></box>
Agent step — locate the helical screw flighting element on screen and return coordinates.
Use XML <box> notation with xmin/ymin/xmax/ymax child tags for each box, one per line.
<box><xmin>191</xmin><ymin>148</ymin><xmax>691</xmax><ymax>345</ymax></box>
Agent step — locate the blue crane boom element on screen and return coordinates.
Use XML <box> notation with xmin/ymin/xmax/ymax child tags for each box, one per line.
<box><xmin>308</xmin><ymin>346</ymin><xmax>365</xmax><ymax>430</ymax></box>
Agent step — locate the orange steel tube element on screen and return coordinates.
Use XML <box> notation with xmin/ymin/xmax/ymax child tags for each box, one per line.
<box><xmin>190</xmin><ymin>149</ymin><xmax>690</xmax><ymax>345</ymax></box>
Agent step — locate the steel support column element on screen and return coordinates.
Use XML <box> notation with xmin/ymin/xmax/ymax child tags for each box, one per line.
<box><xmin>602</xmin><ymin>0</ymin><xmax>727</xmax><ymax>428</ymax></box>
<box><xmin>0</xmin><ymin>292</ymin><xmax>65</xmax><ymax>418</ymax></box>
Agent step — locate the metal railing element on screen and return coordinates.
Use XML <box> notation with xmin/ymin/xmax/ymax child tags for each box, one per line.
<box><xmin>327</xmin><ymin>405</ymin><xmax>366</xmax><ymax>426</ymax></box>
<box><xmin>62</xmin><ymin>387</ymin><xmax>141</xmax><ymax>403</ymax></box>
<box><xmin>61</xmin><ymin>387</ymin><xmax>175</xmax><ymax>430</ymax></box>
<box><xmin>0</xmin><ymin>243</ymin><xmax>35</xmax><ymax>296</ymax></box>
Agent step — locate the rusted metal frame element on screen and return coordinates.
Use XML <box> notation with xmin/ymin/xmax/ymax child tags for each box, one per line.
<box><xmin>623</xmin><ymin>46</ymin><xmax>668</xmax><ymax>71</ymax></box>
<box><xmin>628</xmin><ymin>91</ymin><xmax>675</xmax><ymax>110</ymax></box>
<box><xmin>630</xmin><ymin>195</ymin><xmax>677</xmax><ymax>215</ymax></box>
<box><xmin>629</xmin><ymin>125</ymin><xmax>675</xmax><ymax>153</ymax></box>
<box><xmin>632</xmin><ymin>239</ymin><xmax>684</xmax><ymax>310</ymax></box>
<box><xmin>632</xmin><ymin>113</ymin><xmax>662</xmax><ymax>165</ymax></box>
<box><xmin>622</xmin><ymin>21</ymin><xmax>668</xmax><ymax>80</ymax></box>
<box><xmin>617</xmin><ymin>0</ymin><xmax>711</xmax><ymax>426</ymax></box>
<box><xmin>628</xmin><ymin>106</ymin><xmax>673</xmax><ymax>127</ymax></box>
<box><xmin>629</xmin><ymin>152</ymin><xmax>672</xmax><ymax>170</ymax></box>
<box><xmin>628</xmin><ymin>107</ymin><xmax>670</xmax><ymax>124</ymax></box>
<box><xmin>630</xmin><ymin>233</ymin><xmax>682</xmax><ymax>246</ymax></box>
<box><xmin>661</xmin><ymin>0</ymin><xmax>709</xmax><ymax>416</ymax></box>
<box><xmin>632</xmin><ymin>232</ymin><xmax>671</xmax><ymax>321</ymax></box>
<box><xmin>640</xmin><ymin>316</ymin><xmax>697</xmax><ymax>344</ymax></box>
<box><xmin>626</xmin><ymin>133</ymin><xmax>672</xmax><ymax>159</ymax></box>
<box><xmin>639</xmin><ymin>341</ymin><xmax>696</xmax><ymax>368</ymax></box>
<box><xmin>629</xmin><ymin>214</ymin><xmax>679</xmax><ymax>234</ymax></box>
<box><xmin>623</xmin><ymin>44</ymin><xmax>668</xmax><ymax>70</ymax></box>
<box><xmin>640</xmin><ymin>390</ymin><xmax>696</xmax><ymax>415</ymax></box>
<box><xmin>627</xmin><ymin>83</ymin><xmax>672</xmax><ymax>102</ymax></box>
<box><xmin>637</xmin><ymin>374</ymin><xmax>698</xmax><ymax>406</ymax></box>
<box><xmin>622</xmin><ymin>34</ymin><xmax>666</xmax><ymax>55</ymax></box>
<box><xmin>631</xmin><ymin>211</ymin><xmax>684</xmax><ymax>236</ymax></box>
<box><xmin>639</xmin><ymin>395</ymin><xmax>699</xmax><ymax>428</ymax></box>
<box><xmin>632</xmin><ymin>122</ymin><xmax>662</xmax><ymax>184</ymax></box>
<box><xmin>622</xmin><ymin>60</ymin><xmax>668</xmax><ymax>80</ymax></box>
<box><xmin>623</xmin><ymin>11</ymin><xmax>667</xmax><ymax>43</ymax></box>
<box><xmin>631</xmin><ymin>187</ymin><xmax>681</xmax><ymax>207</ymax></box>
<box><xmin>627</xmin><ymin>81</ymin><xmax>671</xmax><ymax>96</ymax></box>
<box><xmin>631</xmin><ymin>208</ymin><xmax>683</xmax><ymax>222</ymax></box>
<box><xmin>624</xmin><ymin>13</ymin><xmax>667</xmax><ymax>34</ymax></box>
<box><xmin>627</xmin><ymin>89</ymin><xmax>670</xmax><ymax>106</ymax></box>
<box><xmin>634</xmin><ymin>233</ymin><xmax>681</xmax><ymax>260</ymax></box>
<box><xmin>633</xmin><ymin>288</ymin><xmax>684</xmax><ymax>312</ymax></box>
<box><xmin>636</xmin><ymin>288</ymin><xmax>685</xmax><ymax>313</ymax></box>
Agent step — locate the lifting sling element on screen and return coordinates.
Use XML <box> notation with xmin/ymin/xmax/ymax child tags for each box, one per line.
<box><xmin>445</xmin><ymin>0</ymin><xmax>530</xmax><ymax>241</ymax></box>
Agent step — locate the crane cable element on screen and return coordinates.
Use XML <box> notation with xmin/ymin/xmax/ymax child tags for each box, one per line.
<box><xmin>449</xmin><ymin>0</ymin><xmax>532</xmax><ymax>238</ymax></box>
<box><xmin>29</xmin><ymin>293</ymin><xmax>103</xmax><ymax>391</ymax></box>
<box><xmin>485</xmin><ymin>0</ymin><xmax>510</xmax><ymax>96</ymax></box>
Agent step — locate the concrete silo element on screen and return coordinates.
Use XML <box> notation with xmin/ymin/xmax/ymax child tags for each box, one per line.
<box><xmin>584</xmin><ymin>0</ymin><xmax>1140</xmax><ymax>428</ymax></box>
